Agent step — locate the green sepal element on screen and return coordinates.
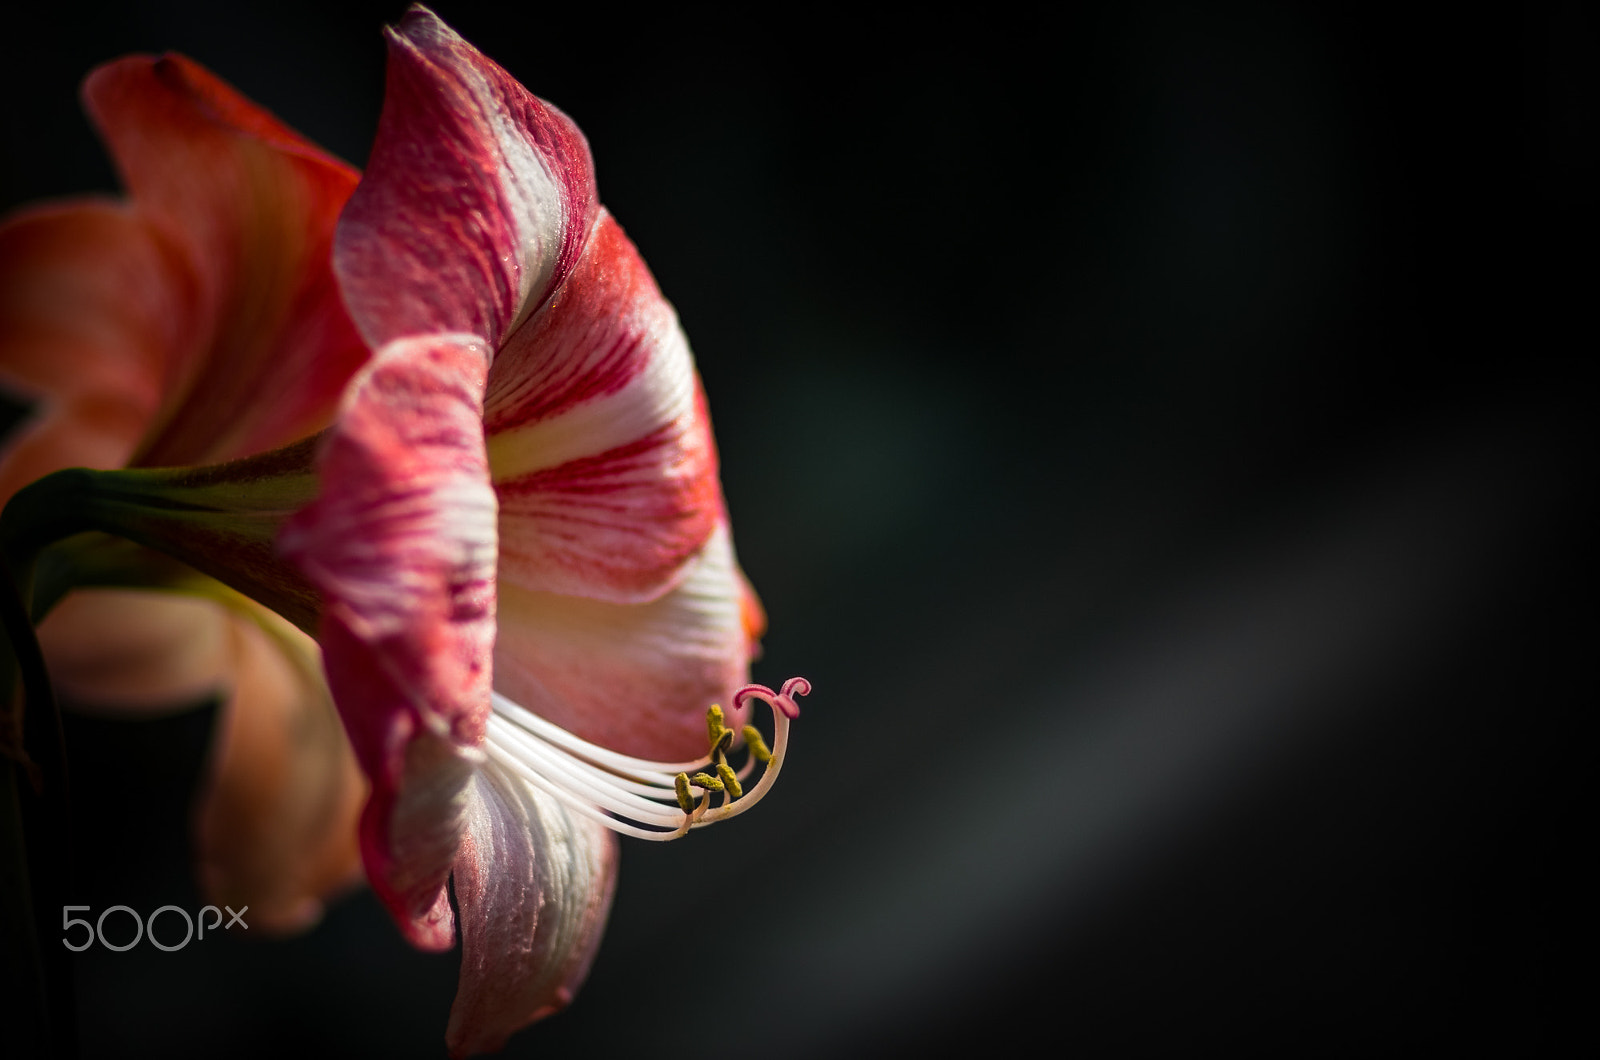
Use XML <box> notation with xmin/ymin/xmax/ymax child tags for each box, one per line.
<box><xmin>0</xmin><ymin>436</ymin><xmax>324</xmax><ymax>634</ymax></box>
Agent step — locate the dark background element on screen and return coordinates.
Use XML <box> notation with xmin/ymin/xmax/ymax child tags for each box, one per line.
<box><xmin>2</xmin><ymin>1</ymin><xmax>1591</xmax><ymax>1056</ymax></box>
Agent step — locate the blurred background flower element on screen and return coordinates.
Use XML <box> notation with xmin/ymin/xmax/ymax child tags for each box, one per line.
<box><xmin>1</xmin><ymin>1</ymin><xmax>1588</xmax><ymax>1055</ymax></box>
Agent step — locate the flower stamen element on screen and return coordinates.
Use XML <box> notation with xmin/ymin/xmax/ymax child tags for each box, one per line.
<box><xmin>484</xmin><ymin>677</ymin><xmax>808</xmax><ymax>841</ymax></box>
<box><xmin>741</xmin><ymin>725</ymin><xmax>772</xmax><ymax>765</ymax></box>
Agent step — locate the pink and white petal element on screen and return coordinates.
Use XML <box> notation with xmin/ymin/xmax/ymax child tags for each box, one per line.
<box><xmin>446</xmin><ymin>764</ymin><xmax>617</xmax><ymax>1060</ymax></box>
<box><xmin>335</xmin><ymin>6</ymin><xmax>596</xmax><ymax>352</ymax></box>
<box><xmin>319</xmin><ymin>617</ymin><xmax>474</xmax><ymax>951</ymax></box>
<box><xmin>84</xmin><ymin>54</ymin><xmax>366</xmax><ymax>466</ymax></box>
<box><xmin>493</xmin><ymin>523</ymin><xmax>755</xmax><ymax>762</ymax></box>
<box><xmin>494</xmin><ymin>411</ymin><xmax>719</xmax><ymax>606</ymax></box>
<box><xmin>480</xmin><ymin>214</ymin><xmax>683</xmax><ymax>436</ymax></box>
<box><xmin>279</xmin><ymin>334</ymin><xmax>498</xmax><ymax>949</ymax></box>
<box><xmin>486</xmin><ymin>214</ymin><xmax>721</xmax><ymax>603</ymax></box>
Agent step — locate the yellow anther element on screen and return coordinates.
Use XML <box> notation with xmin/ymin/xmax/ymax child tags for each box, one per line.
<box><xmin>705</xmin><ymin>704</ymin><xmax>733</xmax><ymax>756</ymax></box>
<box><xmin>690</xmin><ymin>772</ymin><xmax>724</xmax><ymax>792</ymax></box>
<box><xmin>716</xmin><ymin>761</ymin><xmax>742</xmax><ymax>799</ymax></box>
<box><xmin>673</xmin><ymin>772</ymin><xmax>696</xmax><ymax>813</ymax></box>
<box><xmin>741</xmin><ymin>725</ymin><xmax>771</xmax><ymax>765</ymax></box>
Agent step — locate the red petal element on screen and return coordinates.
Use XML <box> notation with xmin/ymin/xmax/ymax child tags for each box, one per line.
<box><xmin>279</xmin><ymin>334</ymin><xmax>498</xmax><ymax>947</ymax></box>
<box><xmin>334</xmin><ymin>7</ymin><xmax>596</xmax><ymax>352</ymax></box>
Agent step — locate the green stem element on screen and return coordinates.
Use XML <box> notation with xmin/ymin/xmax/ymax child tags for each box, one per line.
<box><xmin>0</xmin><ymin>435</ymin><xmax>333</xmax><ymax>1059</ymax></box>
<box><xmin>0</xmin><ymin>437</ymin><xmax>325</xmax><ymax>635</ymax></box>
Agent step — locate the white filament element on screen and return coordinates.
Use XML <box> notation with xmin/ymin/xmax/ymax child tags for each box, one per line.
<box><xmin>482</xmin><ymin>686</ymin><xmax>796</xmax><ymax>841</ymax></box>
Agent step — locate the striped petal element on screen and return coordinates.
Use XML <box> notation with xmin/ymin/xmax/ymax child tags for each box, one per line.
<box><xmin>331</xmin><ymin>7</ymin><xmax>725</xmax><ymax>607</ymax></box>
<box><xmin>493</xmin><ymin>524</ymin><xmax>758</xmax><ymax>762</ymax></box>
<box><xmin>446</xmin><ymin>765</ymin><xmax>617</xmax><ymax>1059</ymax></box>
<box><xmin>334</xmin><ymin>7</ymin><xmax>596</xmax><ymax>352</ymax></box>
<box><xmin>279</xmin><ymin>334</ymin><xmax>498</xmax><ymax>950</ymax></box>
<box><xmin>487</xmin><ymin>213</ymin><xmax>722</xmax><ymax>604</ymax></box>
<box><xmin>83</xmin><ymin>52</ymin><xmax>366</xmax><ymax>466</ymax></box>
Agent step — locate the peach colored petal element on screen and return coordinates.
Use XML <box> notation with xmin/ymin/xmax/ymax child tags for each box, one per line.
<box><xmin>196</xmin><ymin>608</ymin><xmax>365</xmax><ymax>932</ymax></box>
<box><xmin>0</xmin><ymin>201</ymin><xmax>181</xmax><ymax>410</ymax></box>
<box><xmin>34</xmin><ymin>590</ymin><xmax>364</xmax><ymax>933</ymax></box>
<box><xmin>0</xmin><ymin>393</ymin><xmax>150</xmax><ymax>509</ymax></box>
<box><xmin>1</xmin><ymin>55</ymin><xmax>372</xmax><ymax>936</ymax></box>
<box><xmin>36</xmin><ymin>591</ymin><xmax>230</xmax><ymax>711</ymax></box>
<box><xmin>83</xmin><ymin>54</ymin><xmax>366</xmax><ymax>466</ymax></box>
<box><xmin>0</xmin><ymin>201</ymin><xmax>187</xmax><ymax>504</ymax></box>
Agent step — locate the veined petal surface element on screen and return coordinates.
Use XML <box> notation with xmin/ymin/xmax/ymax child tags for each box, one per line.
<box><xmin>487</xmin><ymin>213</ymin><xmax>722</xmax><ymax>604</ymax></box>
<box><xmin>494</xmin><ymin>524</ymin><xmax>756</xmax><ymax>761</ymax></box>
<box><xmin>446</xmin><ymin>766</ymin><xmax>617</xmax><ymax>1059</ymax></box>
<box><xmin>334</xmin><ymin>7</ymin><xmax>596</xmax><ymax>352</ymax></box>
<box><xmin>331</xmin><ymin>8</ymin><xmax>724</xmax><ymax>609</ymax></box>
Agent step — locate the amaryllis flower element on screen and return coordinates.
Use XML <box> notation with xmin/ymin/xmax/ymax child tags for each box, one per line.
<box><xmin>0</xmin><ymin>48</ymin><xmax>368</xmax><ymax>929</ymax></box>
<box><xmin>275</xmin><ymin>9</ymin><xmax>802</xmax><ymax>1053</ymax></box>
<box><xmin>3</xmin><ymin>7</ymin><xmax>803</xmax><ymax>1057</ymax></box>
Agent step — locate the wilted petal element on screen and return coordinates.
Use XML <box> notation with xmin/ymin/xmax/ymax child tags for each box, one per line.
<box><xmin>494</xmin><ymin>524</ymin><xmax>756</xmax><ymax>762</ymax></box>
<box><xmin>488</xmin><ymin>214</ymin><xmax>722</xmax><ymax>604</ymax></box>
<box><xmin>446</xmin><ymin>764</ymin><xmax>617</xmax><ymax>1059</ymax></box>
<box><xmin>280</xmin><ymin>334</ymin><xmax>498</xmax><ymax>949</ymax></box>
<box><xmin>84</xmin><ymin>53</ymin><xmax>366</xmax><ymax>465</ymax></box>
<box><xmin>335</xmin><ymin>6</ymin><xmax>596</xmax><ymax>352</ymax></box>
